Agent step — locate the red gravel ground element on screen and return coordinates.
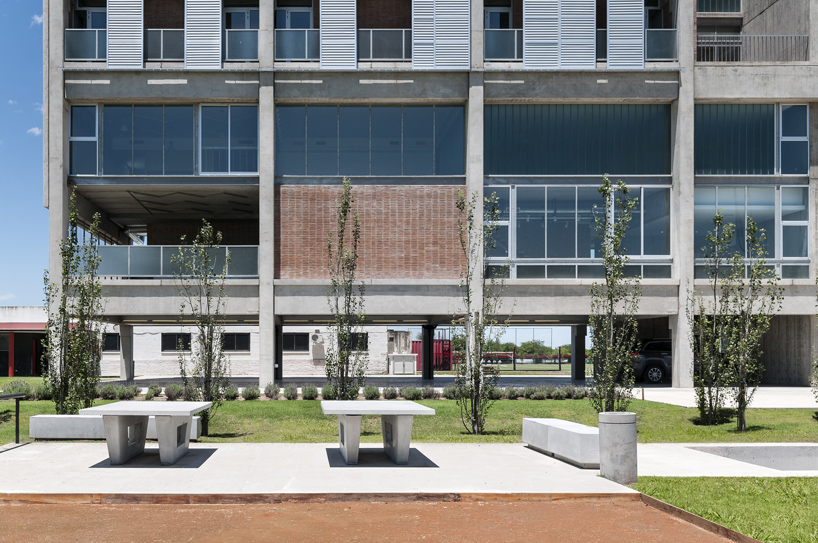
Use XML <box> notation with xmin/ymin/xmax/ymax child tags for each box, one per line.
<box><xmin>2</xmin><ymin>500</ymin><xmax>741</xmax><ymax>543</ymax></box>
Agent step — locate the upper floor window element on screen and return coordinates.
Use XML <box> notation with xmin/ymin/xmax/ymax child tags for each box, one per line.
<box><xmin>276</xmin><ymin>106</ymin><xmax>465</xmax><ymax>176</ymax></box>
<box><xmin>161</xmin><ymin>333</ymin><xmax>192</xmax><ymax>352</ymax></box>
<box><xmin>70</xmin><ymin>106</ymin><xmax>98</xmax><ymax>176</ymax></box>
<box><xmin>201</xmin><ymin>105</ymin><xmax>259</xmax><ymax>174</ymax></box>
<box><xmin>225</xmin><ymin>8</ymin><xmax>260</xmax><ymax>29</ymax></box>
<box><xmin>222</xmin><ymin>333</ymin><xmax>251</xmax><ymax>352</ymax></box>
<box><xmin>282</xmin><ymin>333</ymin><xmax>309</xmax><ymax>352</ymax></box>
<box><xmin>73</xmin><ymin>7</ymin><xmax>106</xmax><ymax>29</ymax></box>
<box><xmin>695</xmin><ymin>104</ymin><xmax>809</xmax><ymax>176</ymax></box>
<box><xmin>275</xmin><ymin>6</ymin><xmax>312</xmax><ymax>29</ymax></box>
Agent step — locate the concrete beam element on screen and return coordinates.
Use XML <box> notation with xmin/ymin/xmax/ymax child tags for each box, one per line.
<box><xmin>484</xmin><ymin>71</ymin><xmax>680</xmax><ymax>102</ymax></box>
<box><xmin>274</xmin><ymin>71</ymin><xmax>469</xmax><ymax>102</ymax></box>
<box><xmin>64</xmin><ymin>71</ymin><xmax>260</xmax><ymax>101</ymax></box>
<box><xmin>695</xmin><ymin>66</ymin><xmax>818</xmax><ymax>101</ymax></box>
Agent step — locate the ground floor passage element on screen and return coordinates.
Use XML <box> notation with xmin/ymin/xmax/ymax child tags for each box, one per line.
<box><xmin>0</xmin><ymin>332</ymin><xmax>45</xmax><ymax>378</ymax></box>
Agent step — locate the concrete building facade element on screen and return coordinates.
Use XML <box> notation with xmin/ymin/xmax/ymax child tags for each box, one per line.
<box><xmin>44</xmin><ymin>0</ymin><xmax>818</xmax><ymax>387</ymax></box>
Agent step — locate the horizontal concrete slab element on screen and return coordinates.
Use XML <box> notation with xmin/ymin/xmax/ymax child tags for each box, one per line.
<box><xmin>65</xmin><ymin>71</ymin><xmax>261</xmax><ymax>101</ymax></box>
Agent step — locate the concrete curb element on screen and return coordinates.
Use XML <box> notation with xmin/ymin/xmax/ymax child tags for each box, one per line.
<box><xmin>640</xmin><ymin>494</ymin><xmax>763</xmax><ymax>543</ymax></box>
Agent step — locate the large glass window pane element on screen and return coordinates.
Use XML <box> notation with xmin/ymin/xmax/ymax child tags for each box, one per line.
<box><xmin>306</xmin><ymin>106</ymin><xmax>338</xmax><ymax>175</ymax></box>
<box><xmin>133</xmin><ymin>106</ymin><xmax>163</xmax><ymax>175</ymax></box>
<box><xmin>619</xmin><ymin>189</ymin><xmax>642</xmax><ymax>257</ymax></box>
<box><xmin>783</xmin><ymin>225</ymin><xmax>808</xmax><ymax>257</ymax></box>
<box><xmin>577</xmin><ymin>187</ymin><xmax>603</xmax><ymax>258</ymax></box>
<box><xmin>717</xmin><ymin>186</ymin><xmax>746</xmax><ymax>257</ymax></box>
<box><xmin>230</xmin><ymin>106</ymin><xmax>258</xmax><ymax>173</ymax></box>
<box><xmin>781</xmin><ymin>141</ymin><xmax>808</xmax><ymax>175</ymax></box>
<box><xmin>201</xmin><ymin>106</ymin><xmax>229</xmax><ymax>173</ymax></box>
<box><xmin>290</xmin><ymin>11</ymin><xmax>311</xmax><ymax>28</ymax></box>
<box><xmin>547</xmin><ymin>187</ymin><xmax>576</xmax><ymax>258</ymax></box>
<box><xmin>486</xmin><ymin>186</ymin><xmax>510</xmax><ymax>221</ymax></box>
<box><xmin>694</xmin><ymin>187</ymin><xmax>716</xmax><ymax>258</ymax></box>
<box><xmin>164</xmin><ymin>106</ymin><xmax>194</xmax><ymax>175</ymax></box>
<box><xmin>226</xmin><ymin>11</ymin><xmax>246</xmax><ymax>29</ymax></box>
<box><xmin>487</xmin><ymin>225</ymin><xmax>509</xmax><ymax>258</ymax></box>
<box><xmin>276</xmin><ymin>107</ymin><xmax>306</xmax><ymax>175</ymax></box>
<box><xmin>339</xmin><ymin>107</ymin><xmax>370</xmax><ymax>176</ymax></box>
<box><xmin>781</xmin><ymin>265</ymin><xmax>809</xmax><ymax>279</ymax></box>
<box><xmin>781</xmin><ymin>187</ymin><xmax>809</xmax><ymax>221</ymax></box>
<box><xmin>516</xmin><ymin>265</ymin><xmax>545</xmax><ymax>278</ymax></box>
<box><xmin>781</xmin><ymin>105</ymin><xmax>807</xmax><ymax>137</ymax></box>
<box><xmin>403</xmin><ymin>107</ymin><xmax>434</xmax><ymax>175</ymax></box>
<box><xmin>435</xmin><ymin>107</ymin><xmax>465</xmax><ymax>175</ymax></box>
<box><xmin>371</xmin><ymin>107</ymin><xmax>401</xmax><ymax>175</ymax></box>
<box><xmin>694</xmin><ymin>104</ymin><xmax>775</xmax><ymax>175</ymax></box>
<box><xmin>516</xmin><ymin>187</ymin><xmax>545</xmax><ymax>258</ymax></box>
<box><xmin>71</xmin><ymin>106</ymin><xmax>96</xmax><ymax>137</ymax></box>
<box><xmin>103</xmin><ymin>106</ymin><xmax>133</xmax><ymax>175</ymax></box>
<box><xmin>547</xmin><ymin>265</ymin><xmax>575</xmax><ymax>278</ymax></box>
<box><xmin>643</xmin><ymin>188</ymin><xmax>670</xmax><ymax>255</ymax></box>
<box><xmin>747</xmin><ymin>187</ymin><xmax>775</xmax><ymax>258</ymax></box>
<box><xmin>70</xmin><ymin>141</ymin><xmax>97</xmax><ymax>175</ymax></box>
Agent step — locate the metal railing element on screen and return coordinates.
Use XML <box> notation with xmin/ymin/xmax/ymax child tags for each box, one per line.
<box><xmin>275</xmin><ymin>29</ymin><xmax>319</xmax><ymax>60</ymax></box>
<box><xmin>646</xmin><ymin>29</ymin><xmax>678</xmax><ymax>61</ymax></box>
<box><xmin>225</xmin><ymin>29</ymin><xmax>259</xmax><ymax>61</ymax></box>
<box><xmin>358</xmin><ymin>29</ymin><xmax>412</xmax><ymax>61</ymax></box>
<box><xmin>597</xmin><ymin>29</ymin><xmax>607</xmax><ymax>60</ymax></box>
<box><xmin>65</xmin><ymin>29</ymin><xmax>106</xmax><ymax>61</ymax></box>
<box><xmin>484</xmin><ymin>29</ymin><xmax>523</xmax><ymax>61</ymax></box>
<box><xmin>697</xmin><ymin>0</ymin><xmax>741</xmax><ymax>12</ymax></box>
<box><xmin>145</xmin><ymin>29</ymin><xmax>183</xmax><ymax>61</ymax></box>
<box><xmin>95</xmin><ymin>245</ymin><xmax>259</xmax><ymax>278</ymax></box>
<box><xmin>697</xmin><ymin>35</ymin><xmax>808</xmax><ymax>62</ymax></box>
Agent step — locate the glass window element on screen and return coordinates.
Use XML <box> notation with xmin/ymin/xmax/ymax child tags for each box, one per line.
<box><xmin>435</xmin><ymin>107</ymin><xmax>464</xmax><ymax>175</ymax></box>
<box><xmin>371</xmin><ymin>107</ymin><xmax>402</xmax><ymax>175</ymax></box>
<box><xmin>782</xmin><ymin>187</ymin><xmax>809</xmax><ymax>221</ymax></box>
<box><xmin>202</xmin><ymin>105</ymin><xmax>258</xmax><ymax>174</ymax></box>
<box><xmin>487</xmin><ymin>225</ymin><xmax>509</xmax><ymax>258</ymax></box>
<box><xmin>164</xmin><ymin>106</ymin><xmax>194</xmax><ymax>175</ymax></box>
<box><xmin>488</xmin><ymin>187</ymin><xmax>510</xmax><ymax>221</ymax></box>
<box><xmin>783</xmin><ymin>225</ymin><xmax>808</xmax><ymax>258</ymax></box>
<box><xmin>781</xmin><ymin>105</ymin><xmax>807</xmax><ymax>138</ymax></box>
<box><xmin>102</xmin><ymin>334</ymin><xmax>120</xmax><ymax>352</ymax></box>
<box><xmin>516</xmin><ymin>265</ymin><xmax>545</xmax><ymax>278</ymax></box>
<box><xmin>282</xmin><ymin>333</ymin><xmax>309</xmax><ymax>351</ymax></box>
<box><xmin>161</xmin><ymin>333</ymin><xmax>191</xmax><ymax>352</ymax></box>
<box><xmin>103</xmin><ymin>106</ymin><xmax>133</xmax><ymax>175</ymax></box>
<box><xmin>619</xmin><ymin>189</ymin><xmax>641</xmax><ymax>258</ymax></box>
<box><xmin>339</xmin><ymin>107</ymin><xmax>369</xmax><ymax>176</ymax></box>
<box><xmin>201</xmin><ymin>106</ymin><xmax>229</xmax><ymax>173</ymax></box>
<box><xmin>403</xmin><ymin>107</ymin><xmax>434</xmax><ymax>176</ymax></box>
<box><xmin>307</xmin><ymin>106</ymin><xmax>339</xmax><ymax>176</ymax></box>
<box><xmin>643</xmin><ymin>188</ymin><xmax>671</xmax><ymax>255</ymax></box>
<box><xmin>276</xmin><ymin>106</ymin><xmax>306</xmax><ymax>175</ymax></box>
<box><xmin>781</xmin><ymin>141</ymin><xmax>808</xmax><ymax>175</ymax></box>
<box><xmin>516</xmin><ymin>187</ymin><xmax>545</xmax><ymax>258</ymax></box>
<box><xmin>70</xmin><ymin>106</ymin><xmax>98</xmax><ymax>176</ymax></box>
<box><xmin>577</xmin><ymin>187</ymin><xmax>603</xmax><ymax>258</ymax></box>
<box><xmin>133</xmin><ymin>106</ymin><xmax>163</xmax><ymax>176</ymax></box>
<box><xmin>547</xmin><ymin>187</ymin><xmax>576</xmax><ymax>258</ymax></box>
<box><xmin>695</xmin><ymin>104</ymin><xmax>775</xmax><ymax>175</ymax></box>
<box><xmin>231</xmin><ymin>106</ymin><xmax>259</xmax><ymax>173</ymax></box>
<box><xmin>747</xmin><ymin>187</ymin><xmax>775</xmax><ymax>257</ymax></box>
<box><xmin>71</xmin><ymin>106</ymin><xmax>97</xmax><ymax>138</ymax></box>
<box><xmin>694</xmin><ymin>187</ymin><xmax>716</xmax><ymax>258</ymax></box>
<box><xmin>222</xmin><ymin>333</ymin><xmax>251</xmax><ymax>351</ymax></box>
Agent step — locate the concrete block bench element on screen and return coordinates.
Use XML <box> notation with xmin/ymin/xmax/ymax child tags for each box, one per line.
<box><xmin>30</xmin><ymin>414</ymin><xmax>202</xmax><ymax>440</ymax></box>
<box><xmin>522</xmin><ymin>418</ymin><xmax>600</xmax><ymax>469</ymax></box>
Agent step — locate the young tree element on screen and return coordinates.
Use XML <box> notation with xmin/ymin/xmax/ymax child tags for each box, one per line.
<box><xmin>588</xmin><ymin>176</ymin><xmax>641</xmax><ymax>414</ymax></box>
<box><xmin>43</xmin><ymin>191</ymin><xmax>105</xmax><ymax>414</ymax></box>
<box><xmin>172</xmin><ymin>220</ymin><xmax>232</xmax><ymax>436</ymax></box>
<box><xmin>452</xmin><ymin>190</ymin><xmax>507</xmax><ymax>434</ymax></box>
<box><xmin>325</xmin><ymin>178</ymin><xmax>367</xmax><ymax>400</ymax></box>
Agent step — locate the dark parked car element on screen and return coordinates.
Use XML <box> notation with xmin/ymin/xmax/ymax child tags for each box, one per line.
<box><xmin>633</xmin><ymin>339</ymin><xmax>672</xmax><ymax>383</ymax></box>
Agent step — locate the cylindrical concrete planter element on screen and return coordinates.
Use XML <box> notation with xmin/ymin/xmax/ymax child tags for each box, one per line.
<box><xmin>598</xmin><ymin>412</ymin><xmax>637</xmax><ymax>485</ymax></box>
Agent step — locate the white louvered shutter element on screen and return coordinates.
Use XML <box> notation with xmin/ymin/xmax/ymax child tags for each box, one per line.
<box><xmin>434</xmin><ymin>0</ymin><xmax>470</xmax><ymax>69</ymax></box>
<box><xmin>559</xmin><ymin>0</ymin><xmax>595</xmax><ymax>69</ymax></box>
<box><xmin>608</xmin><ymin>0</ymin><xmax>644</xmax><ymax>69</ymax></box>
<box><xmin>413</xmin><ymin>0</ymin><xmax>435</xmax><ymax>69</ymax></box>
<box><xmin>320</xmin><ymin>0</ymin><xmax>357</xmax><ymax>69</ymax></box>
<box><xmin>524</xmin><ymin>0</ymin><xmax>559</xmax><ymax>69</ymax></box>
<box><xmin>185</xmin><ymin>0</ymin><xmax>222</xmax><ymax>69</ymax></box>
<box><xmin>107</xmin><ymin>0</ymin><xmax>143</xmax><ymax>69</ymax></box>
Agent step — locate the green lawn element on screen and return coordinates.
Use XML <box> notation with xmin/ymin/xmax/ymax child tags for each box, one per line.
<box><xmin>4</xmin><ymin>398</ymin><xmax>817</xmax><ymax>445</ymax></box>
<box><xmin>633</xmin><ymin>477</ymin><xmax>818</xmax><ymax>543</ymax></box>
<box><xmin>0</xmin><ymin>376</ymin><xmax>45</xmax><ymax>389</ymax></box>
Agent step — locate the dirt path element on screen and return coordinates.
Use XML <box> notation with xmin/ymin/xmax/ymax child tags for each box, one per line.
<box><xmin>2</xmin><ymin>500</ymin><xmax>740</xmax><ymax>542</ymax></box>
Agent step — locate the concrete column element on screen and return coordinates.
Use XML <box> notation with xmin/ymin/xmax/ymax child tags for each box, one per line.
<box><xmin>810</xmin><ymin>1</ymin><xmax>818</xmax><ymax>63</ymax></box>
<box><xmin>421</xmin><ymin>324</ymin><xmax>436</xmax><ymax>380</ymax></box>
<box><xmin>671</xmin><ymin>0</ymin><xmax>696</xmax><ymax>388</ymax></box>
<box><xmin>259</xmin><ymin>0</ymin><xmax>275</xmax><ymax>69</ymax></box>
<box><xmin>274</xmin><ymin>323</ymin><xmax>284</xmax><ymax>382</ymax></box>
<box><xmin>118</xmin><ymin>324</ymin><xmax>134</xmax><ymax>380</ymax></box>
<box><xmin>598</xmin><ymin>412</ymin><xmax>638</xmax><ymax>485</ymax></box>
<box><xmin>466</xmin><ymin>73</ymin><xmax>485</xmax><ymax>324</ymax></box>
<box><xmin>470</xmin><ymin>0</ymin><xmax>484</xmax><ymax>69</ymax></box>
<box><xmin>570</xmin><ymin>325</ymin><xmax>586</xmax><ymax>381</ymax></box>
<box><xmin>258</xmin><ymin>77</ymin><xmax>277</xmax><ymax>387</ymax></box>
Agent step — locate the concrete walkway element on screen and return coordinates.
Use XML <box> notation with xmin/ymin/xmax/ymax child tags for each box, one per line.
<box><xmin>639</xmin><ymin>386</ymin><xmax>818</xmax><ymax>409</ymax></box>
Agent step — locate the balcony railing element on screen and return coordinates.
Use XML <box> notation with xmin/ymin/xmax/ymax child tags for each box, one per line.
<box><xmin>697</xmin><ymin>0</ymin><xmax>741</xmax><ymax>12</ymax></box>
<box><xmin>697</xmin><ymin>35</ymin><xmax>808</xmax><ymax>62</ymax></box>
<box><xmin>225</xmin><ymin>29</ymin><xmax>259</xmax><ymax>61</ymax></box>
<box><xmin>275</xmin><ymin>29</ymin><xmax>319</xmax><ymax>60</ymax></box>
<box><xmin>95</xmin><ymin>245</ymin><xmax>259</xmax><ymax>278</ymax></box>
<box><xmin>145</xmin><ymin>29</ymin><xmax>183</xmax><ymax>61</ymax></box>
<box><xmin>485</xmin><ymin>29</ymin><xmax>523</xmax><ymax>61</ymax></box>
<box><xmin>596</xmin><ymin>29</ymin><xmax>607</xmax><ymax>60</ymax></box>
<box><xmin>595</xmin><ymin>28</ymin><xmax>677</xmax><ymax>61</ymax></box>
<box><xmin>358</xmin><ymin>29</ymin><xmax>411</xmax><ymax>61</ymax></box>
<box><xmin>65</xmin><ymin>29</ymin><xmax>106</xmax><ymax>61</ymax></box>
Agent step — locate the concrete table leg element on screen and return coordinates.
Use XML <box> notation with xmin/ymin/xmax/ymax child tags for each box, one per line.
<box><xmin>337</xmin><ymin>415</ymin><xmax>362</xmax><ymax>465</ymax></box>
<box><xmin>381</xmin><ymin>415</ymin><xmax>414</xmax><ymax>464</ymax></box>
<box><xmin>102</xmin><ymin>415</ymin><xmax>149</xmax><ymax>465</ymax></box>
<box><xmin>154</xmin><ymin>415</ymin><xmax>194</xmax><ymax>466</ymax></box>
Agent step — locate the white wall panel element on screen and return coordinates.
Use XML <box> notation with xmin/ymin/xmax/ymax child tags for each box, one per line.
<box><xmin>107</xmin><ymin>0</ymin><xmax>144</xmax><ymax>69</ymax></box>
<box><xmin>320</xmin><ymin>0</ymin><xmax>357</xmax><ymax>69</ymax></box>
<box><xmin>524</xmin><ymin>0</ymin><xmax>559</xmax><ymax>68</ymax></box>
<box><xmin>608</xmin><ymin>0</ymin><xmax>644</xmax><ymax>69</ymax></box>
<box><xmin>559</xmin><ymin>0</ymin><xmax>595</xmax><ymax>69</ymax></box>
<box><xmin>185</xmin><ymin>0</ymin><xmax>223</xmax><ymax>69</ymax></box>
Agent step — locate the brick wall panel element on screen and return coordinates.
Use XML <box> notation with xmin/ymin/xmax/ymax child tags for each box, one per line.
<box><xmin>145</xmin><ymin>0</ymin><xmax>184</xmax><ymax>29</ymax></box>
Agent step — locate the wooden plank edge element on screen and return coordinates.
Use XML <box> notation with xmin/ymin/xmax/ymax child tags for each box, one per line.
<box><xmin>460</xmin><ymin>492</ymin><xmax>641</xmax><ymax>503</ymax></box>
<box><xmin>640</xmin><ymin>493</ymin><xmax>763</xmax><ymax>543</ymax></box>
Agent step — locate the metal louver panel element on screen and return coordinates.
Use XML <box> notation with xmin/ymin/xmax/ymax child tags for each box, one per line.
<box><xmin>107</xmin><ymin>0</ymin><xmax>144</xmax><ymax>69</ymax></box>
<box><xmin>413</xmin><ymin>0</ymin><xmax>435</xmax><ymax>68</ymax></box>
<box><xmin>608</xmin><ymin>0</ymin><xmax>644</xmax><ymax>69</ymax></box>
<box><xmin>524</xmin><ymin>0</ymin><xmax>559</xmax><ymax>68</ymax></box>
<box><xmin>185</xmin><ymin>0</ymin><xmax>222</xmax><ymax>69</ymax></box>
<box><xmin>434</xmin><ymin>0</ymin><xmax>470</xmax><ymax>69</ymax></box>
<box><xmin>559</xmin><ymin>0</ymin><xmax>595</xmax><ymax>69</ymax></box>
<box><xmin>320</xmin><ymin>0</ymin><xmax>357</xmax><ymax>69</ymax></box>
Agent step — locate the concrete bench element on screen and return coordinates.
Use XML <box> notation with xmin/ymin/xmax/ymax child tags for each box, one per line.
<box><xmin>30</xmin><ymin>414</ymin><xmax>202</xmax><ymax>440</ymax></box>
<box><xmin>522</xmin><ymin>418</ymin><xmax>600</xmax><ymax>469</ymax></box>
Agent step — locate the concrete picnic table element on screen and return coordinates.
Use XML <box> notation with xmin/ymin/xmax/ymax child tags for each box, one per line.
<box><xmin>321</xmin><ymin>400</ymin><xmax>435</xmax><ymax>465</ymax></box>
<box><xmin>79</xmin><ymin>401</ymin><xmax>211</xmax><ymax>466</ymax></box>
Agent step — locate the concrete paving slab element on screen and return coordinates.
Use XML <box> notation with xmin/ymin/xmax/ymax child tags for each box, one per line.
<box><xmin>639</xmin><ymin>386</ymin><xmax>818</xmax><ymax>409</ymax></box>
<box><xmin>0</xmin><ymin>442</ymin><xmax>635</xmax><ymax>497</ymax></box>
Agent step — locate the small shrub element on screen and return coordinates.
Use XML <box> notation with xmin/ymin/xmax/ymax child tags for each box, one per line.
<box><xmin>98</xmin><ymin>384</ymin><xmax>117</xmax><ymax>400</ymax></box>
<box><xmin>442</xmin><ymin>385</ymin><xmax>459</xmax><ymax>400</ymax></box>
<box><xmin>551</xmin><ymin>387</ymin><xmax>567</xmax><ymax>400</ymax></box>
<box><xmin>504</xmin><ymin>386</ymin><xmax>519</xmax><ymax>400</ymax></box>
<box><xmin>573</xmin><ymin>386</ymin><xmax>588</xmax><ymax>399</ymax></box>
<box><xmin>116</xmin><ymin>384</ymin><xmax>138</xmax><ymax>400</ymax></box>
<box><xmin>363</xmin><ymin>385</ymin><xmax>380</xmax><ymax>400</ymax></box>
<box><xmin>182</xmin><ymin>383</ymin><xmax>199</xmax><ymax>401</ymax></box>
<box><xmin>321</xmin><ymin>385</ymin><xmax>337</xmax><ymax>400</ymax></box>
<box><xmin>383</xmin><ymin>387</ymin><xmax>398</xmax><ymax>400</ymax></box>
<box><xmin>164</xmin><ymin>383</ymin><xmax>183</xmax><ymax>401</ymax></box>
<box><xmin>422</xmin><ymin>386</ymin><xmax>440</xmax><ymax>400</ymax></box>
<box><xmin>145</xmin><ymin>383</ymin><xmax>162</xmax><ymax>401</ymax></box>
<box><xmin>522</xmin><ymin>386</ymin><xmax>538</xmax><ymax>399</ymax></box>
<box><xmin>398</xmin><ymin>386</ymin><xmax>408</xmax><ymax>398</ymax></box>
<box><xmin>562</xmin><ymin>385</ymin><xmax>577</xmax><ymax>399</ymax></box>
<box><xmin>2</xmin><ymin>380</ymin><xmax>33</xmax><ymax>400</ymax></box>
<box><xmin>242</xmin><ymin>385</ymin><xmax>260</xmax><ymax>401</ymax></box>
<box><xmin>487</xmin><ymin>386</ymin><xmax>503</xmax><ymax>401</ymax></box>
<box><xmin>264</xmin><ymin>383</ymin><xmax>279</xmax><ymax>400</ymax></box>
<box><xmin>284</xmin><ymin>384</ymin><xmax>298</xmax><ymax>400</ymax></box>
<box><xmin>402</xmin><ymin>386</ymin><xmax>422</xmax><ymax>401</ymax></box>
<box><xmin>544</xmin><ymin>386</ymin><xmax>557</xmax><ymax>399</ymax></box>
<box><xmin>302</xmin><ymin>385</ymin><xmax>318</xmax><ymax>400</ymax></box>
<box><xmin>223</xmin><ymin>385</ymin><xmax>240</xmax><ymax>401</ymax></box>
<box><xmin>33</xmin><ymin>382</ymin><xmax>52</xmax><ymax>401</ymax></box>
<box><xmin>530</xmin><ymin>386</ymin><xmax>547</xmax><ymax>401</ymax></box>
